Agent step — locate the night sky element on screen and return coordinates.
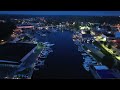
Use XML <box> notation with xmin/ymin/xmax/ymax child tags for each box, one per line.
<box><xmin>0</xmin><ymin>11</ymin><xmax>120</xmax><ymax>16</ymax></box>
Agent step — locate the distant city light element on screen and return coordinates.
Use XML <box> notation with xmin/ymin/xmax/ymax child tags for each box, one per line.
<box><xmin>79</xmin><ymin>26</ymin><xmax>91</xmax><ymax>30</ymax></box>
<box><xmin>108</xmin><ymin>31</ymin><xmax>111</xmax><ymax>34</ymax></box>
<box><xmin>1</xmin><ymin>40</ymin><xmax>4</xmax><ymax>42</ymax></box>
<box><xmin>87</xmin><ymin>50</ymin><xmax>91</xmax><ymax>52</ymax></box>
<box><xmin>73</xmin><ymin>22</ymin><xmax>75</xmax><ymax>25</ymax></box>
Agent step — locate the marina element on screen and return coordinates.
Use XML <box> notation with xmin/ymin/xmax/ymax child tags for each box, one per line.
<box><xmin>32</xmin><ymin>30</ymin><xmax>94</xmax><ymax>79</ymax></box>
<box><xmin>1</xmin><ymin>12</ymin><xmax>120</xmax><ymax>79</ymax></box>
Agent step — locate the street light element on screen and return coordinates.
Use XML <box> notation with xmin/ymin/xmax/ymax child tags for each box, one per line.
<box><xmin>1</xmin><ymin>40</ymin><xmax>4</xmax><ymax>42</ymax></box>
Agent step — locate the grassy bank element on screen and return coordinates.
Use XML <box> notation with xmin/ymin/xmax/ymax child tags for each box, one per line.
<box><xmin>93</xmin><ymin>41</ymin><xmax>120</xmax><ymax>61</ymax></box>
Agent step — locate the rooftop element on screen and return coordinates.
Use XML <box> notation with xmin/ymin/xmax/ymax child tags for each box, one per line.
<box><xmin>94</xmin><ymin>65</ymin><xmax>109</xmax><ymax>70</ymax></box>
<box><xmin>0</xmin><ymin>43</ymin><xmax>37</xmax><ymax>64</ymax></box>
<box><xmin>96</xmin><ymin>70</ymin><xmax>117</xmax><ymax>79</ymax></box>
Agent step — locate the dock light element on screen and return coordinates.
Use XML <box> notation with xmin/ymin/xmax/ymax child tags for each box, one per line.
<box><xmin>1</xmin><ymin>40</ymin><xmax>4</xmax><ymax>42</ymax></box>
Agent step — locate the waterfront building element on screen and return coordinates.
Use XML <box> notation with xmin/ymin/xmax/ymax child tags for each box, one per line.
<box><xmin>0</xmin><ymin>43</ymin><xmax>37</xmax><ymax>78</ymax></box>
<box><xmin>89</xmin><ymin>65</ymin><xmax>120</xmax><ymax>79</ymax></box>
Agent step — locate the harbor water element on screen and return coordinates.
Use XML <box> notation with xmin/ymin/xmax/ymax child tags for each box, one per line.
<box><xmin>32</xmin><ymin>30</ymin><xmax>94</xmax><ymax>79</ymax></box>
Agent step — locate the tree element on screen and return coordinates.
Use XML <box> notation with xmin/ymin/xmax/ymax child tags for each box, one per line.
<box><xmin>113</xmin><ymin>51</ymin><xmax>116</xmax><ymax>54</ymax></box>
<box><xmin>106</xmin><ymin>26</ymin><xmax>112</xmax><ymax>31</ymax></box>
<box><xmin>100</xmin><ymin>41</ymin><xmax>104</xmax><ymax>44</ymax></box>
<box><xmin>108</xmin><ymin>44</ymin><xmax>112</xmax><ymax>49</ymax></box>
<box><xmin>113</xmin><ymin>51</ymin><xmax>116</xmax><ymax>55</ymax></box>
<box><xmin>86</xmin><ymin>30</ymin><xmax>91</xmax><ymax>34</ymax></box>
<box><xmin>0</xmin><ymin>21</ymin><xmax>16</xmax><ymax>42</ymax></box>
<box><xmin>104</xmin><ymin>41</ymin><xmax>107</xmax><ymax>46</ymax></box>
<box><xmin>73</xmin><ymin>22</ymin><xmax>79</xmax><ymax>30</ymax></box>
<box><xmin>23</xmin><ymin>36</ymin><xmax>30</xmax><ymax>41</ymax></box>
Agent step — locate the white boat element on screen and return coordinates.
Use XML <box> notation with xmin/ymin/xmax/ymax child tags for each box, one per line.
<box><xmin>84</xmin><ymin>56</ymin><xmax>92</xmax><ymax>59</ymax></box>
<box><xmin>39</xmin><ymin>54</ymin><xmax>47</xmax><ymax>58</ymax></box>
<box><xmin>37</xmin><ymin>60</ymin><xmax>45</xmax><ymax>66</ymax></box>
<box><xmin>43</xmin><ymin>47</ymin><xmax>53</xmax><ymax>52</ymax></box>
<box><xmin>34</xmin><ymin>60</ymin><xmax>45</xmax><ymax>69</ymax></box>
<box><xmin>42</xmin><ymin>42</ymin><xmax>50</xmax><ymax>45</ymax></box>
<box><xmin>45</xmin><ymin>44</ymin><xmax>55</xmax><ymax>47</ymax></box>
<box><xmin>81</xmin><ymin>53</ymin><xmax>88</xmax><ymax>56</ymax></box>
<box><xmin>34</xmin><ymin>67</ymin><xmax>39</xmax><ymax>71</ymax></box>
<box><xmin>91</xmin><ymin>60</ymin><xmax>97</xmax><ymax>63</ymax></box>
<box><xmin>83</xmin><ymin>63</ymin><xmax>90</xmax><ymax>71</ymax></box>
<box><xmin>83</xmin><ymin>56</ymin><xmax>91</xmax><ymax>60</ymax></box>
<box><xmin>41</xmin><ymin>50</ymin><xmax>49</xmax><ymax>55</ymax></box>
<box><xmin>46</xmin><ymin>49</ymin><xmax>53</xmax><ymax>53</ymax></box>
<box><xmin>84</xmin><ymin>60</ymin><xmax>97</xmax><ymax>64</ymax></box>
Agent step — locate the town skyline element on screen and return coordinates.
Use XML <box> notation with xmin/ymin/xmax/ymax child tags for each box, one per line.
<box><xmin>0</xmin><ymin>11</ymin><xmax>120</xmax><ymax>16</ymax></box>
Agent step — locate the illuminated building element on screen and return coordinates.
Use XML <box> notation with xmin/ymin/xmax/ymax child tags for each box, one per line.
<box><xmin>17</xmin><ymin>24</ymin><xmax>34</xmax><ymax>29</ymax></box>
<box><xmin>89</xmin><ymin>65</ymin><xmax>120</xmax><ymax>79</ymax></box>
<box><xmin>82</xmin><ymin>34</ymin><xmax>93</xmax><ymax>41</ymax></box>
<box><xmin>79</xmin><ymin>26</ymin><xmax>91</xmax><ymax>30</ymax></box>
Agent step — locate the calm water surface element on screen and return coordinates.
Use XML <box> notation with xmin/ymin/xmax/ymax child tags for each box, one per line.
<box><xmin>32</xmin><ymin>30</ymin><xmax>94</xmax><ymax>79</ymax></box>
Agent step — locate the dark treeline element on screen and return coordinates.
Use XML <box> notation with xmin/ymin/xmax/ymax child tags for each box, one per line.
<box><xmin>0</xmin><ymin>15</ymin><xmax>120</xmax><ymax>24</ymax></box>
<box><xmin>0</xmin><ymin>15</ymin><xmax>120</xmax><ymax>42</ymax></box>
<box><xmin>0</xmin><ymin>21</ymin><xmax>16</xmax><ymax>41</ymax></box>
<box><xmin>43</xmin><ymin>16</ymin><xmax>120</xmax><ymax>25</ymax></box>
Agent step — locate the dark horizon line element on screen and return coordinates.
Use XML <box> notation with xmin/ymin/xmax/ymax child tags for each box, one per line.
<box><xmin>0</xmin><ymin>14</ymin><xmax>119</xmax><ymax>17</ymax></box>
